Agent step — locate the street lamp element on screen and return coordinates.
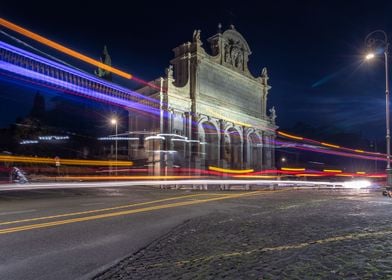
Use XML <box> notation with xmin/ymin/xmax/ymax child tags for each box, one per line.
<box><xmin>365</xmin><ymin>30</ymin><xmax>392</xmax><ymax>187</ymax></box>
<box><xmin>111</xmin><ymin>118</ymin><xmax>118</xmax><ymax>175</ymax></box>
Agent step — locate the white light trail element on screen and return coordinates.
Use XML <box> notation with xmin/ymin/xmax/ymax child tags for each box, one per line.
<box><xmin>0</xmin><ymin>179</ymin><xmax>376</xmax><ymax>192</ymax></box>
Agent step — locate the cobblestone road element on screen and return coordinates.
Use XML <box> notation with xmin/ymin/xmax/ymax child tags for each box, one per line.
<box><xmin>94</xmin><ymin>189</ymin><xmax>392</xmax><ymax>279</ymax></box>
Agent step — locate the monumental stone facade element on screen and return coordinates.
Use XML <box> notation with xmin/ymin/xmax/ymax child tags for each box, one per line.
<box><xmin>128</xmin><ymin>25</ymin><xmax>277</xmax><ymax>174</ymax></box>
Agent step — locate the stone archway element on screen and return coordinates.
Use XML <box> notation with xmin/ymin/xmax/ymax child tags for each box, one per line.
<box><xmin>247</xmin><ymin>132</ymin><xmax>262</xmax><ymax>170</ymax></box>
<box><xmin>199</xmin><ymin>121</ymin><xmax>220</xmax><ymax>167</ymax></box>
<box><xmin>224</xmin><ymin>127</ymin><xmax>242</xmax><ymax>169</ymax></box>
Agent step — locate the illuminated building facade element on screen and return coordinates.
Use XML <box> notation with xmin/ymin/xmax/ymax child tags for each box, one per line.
<box><xmin>129</xmin><ymin>25</ymin><xmax>277</xmax><ymax>173</ymax></box>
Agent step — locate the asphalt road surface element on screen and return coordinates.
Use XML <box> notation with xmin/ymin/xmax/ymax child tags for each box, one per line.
<box><xmin>0</xmin><ymin>185</ymin><xmax>271</xmax><ymax>280</ymax></box>
<box><xmin>1</xmin><ymin>186</ymin><xmax>390</xmax><ymax>280</ymax></box>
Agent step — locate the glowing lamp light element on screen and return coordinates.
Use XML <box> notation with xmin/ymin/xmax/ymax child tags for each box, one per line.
<box><xmin>111</xmin><ymin>119</ymin><xmax>117</xmax><ymax>125</ymax></box>
<box><xmin>365</xmin><ymin>53</ymin><xmax>375</xmax><ymax>60</ymax></box>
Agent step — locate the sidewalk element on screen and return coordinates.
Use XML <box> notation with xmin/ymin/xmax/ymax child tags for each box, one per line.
<box><xmin>93</xmin><ymin>190</ymin><xmax>392</xmax><ymax>280</ymax></box>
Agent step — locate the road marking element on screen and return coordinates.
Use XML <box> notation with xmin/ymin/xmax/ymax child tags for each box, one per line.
<box><xmin>80</xmin><ymin>202</ymin><xmax>105</xmax><ymax>206</ymax></box>
<box><xmin>0</xmin><ymin>193</ymin><xmax>226</xmax><ymax>226</ymax></box>
<box><xmin>148</xmin><ymin>228</ymin><xmax>392</xmax><ymax>268</ymax></box>
<box><xmin>0</xmin><ymin>191</ymin><xmax>279</xmax><ymax>235</ymax></box>
<box><xmin>0</xmin><ymin>209</ymin><xmax>37</xmax><ymax>216</ymax></box>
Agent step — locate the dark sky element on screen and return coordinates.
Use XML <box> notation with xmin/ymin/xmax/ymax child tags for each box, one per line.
<box><xmin>1</xmin><ymin>0</ymin><xmax>392</xmax><ymax>141</ymax></box>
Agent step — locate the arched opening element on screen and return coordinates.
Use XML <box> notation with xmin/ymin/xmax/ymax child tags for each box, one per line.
<box><xmin>200</xmin><ymin>121</ymin><xmax>219</xmax><ymax>166</ymax></box>
<box><xmin>248</xmin><ymin>133</ymin><xmax>262</xmax><ymax>170</ymax></box>
<box><xmin>224</xmin><ymin>128</ymin><xmax>242</xmax><ymax>169</ymax></box>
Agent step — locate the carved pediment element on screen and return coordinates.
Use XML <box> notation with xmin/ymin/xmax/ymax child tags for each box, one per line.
<box><xmin>223</xmin><ymin>38</ymin><xmax>245</xmax><ymax>70</ymax></box>
<box><xmin>208</xmin><ymin>26</ymin><xmax>252</xmax><ymax>75</ymax></box>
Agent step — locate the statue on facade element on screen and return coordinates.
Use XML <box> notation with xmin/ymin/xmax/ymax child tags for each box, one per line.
<box><xmin>193</xmin><ymin>29</ymin><xmax>202</xmax><ymax>45</ymax></box>
<box><xmin>261</xmin><ymin>67</ymin><xmax>268</xmax><ymax>78</ymax></box>
<box><xmin>94</xmin><ymin>45</ymin><xmax>112</xmax><ymax>81</ymax></box>
<box><xmin>224</xmin><ymin>43</ymin><xmax>231</xmax><ymax>64</ymax></box>
<box><xmin>269</xmin><ymin>106</ymin><xmax>276</xmax><ymax>123</ymax></box>
<box><xmin>232</xmin><ymin>47</ymin><xmax>243</xmax><ymax>69</ymax></box>
<box><xmin>166</xmin><ymin>65</ymin><xmax>174</xmax><ymax>80</ymax></box>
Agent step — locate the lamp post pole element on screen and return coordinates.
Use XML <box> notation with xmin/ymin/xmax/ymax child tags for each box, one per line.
<box><xmin>384</xmin><ymin>43</ymin><xmax>390</xmax><ymax>175</ymax></box>
<box><xmin>111</xmin><ymin>118</ymin><xmax>118</xmax><ymax>175</ymax></box>
<box><xmin>365</xmin><ymin>30</ymin><xmax>392</xmax><ymax>186</ymax></box>
<box><xmin>115</xmin><ymin>122</ymin><xmax>118</xmax><ymax>166</ymax></box>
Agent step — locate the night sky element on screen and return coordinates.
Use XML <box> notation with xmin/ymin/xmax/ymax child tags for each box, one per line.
<box><xmin>1</xmin><ymin>0</ymin><xmax>392</xmax><ymax>142</ymax></box>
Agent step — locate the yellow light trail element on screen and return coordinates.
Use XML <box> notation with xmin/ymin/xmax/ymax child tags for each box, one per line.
<box><xmin>277</xmin><ymin>131</ymin><xmax>303</xmax><ymax>140</ymax></box>
<box><xmin>280</xmin><ymin>167</ymin><xmax>305</xmax><ymax>171</ymax></box>
<box><xmin>321</xmin><ymin>142</ymin><xmax>341</xmax><ymax>149</ymax></box>
<box><xmin>335</xmin><ymin>174</ymin><xmax>354</xmax><ymax>177</ymax></box>
<box><xmin>278</xmin><ymin>131</ymin><xmax>382</xmax><ymax>157</ymax></box>
<box><xmin>0</xmin><ymin>18</ymin><xmax>132</xmax><ymax>79</ymax></box>
<box><xmin>323</xmin><ymin>169</ymin><xmax>342</xmax><ymax>173</ymax></box>
<box><xmin>0</xmin><ymin>190</ymin><xmax>279</xmax><ymax>235</ymax></box>
<box><xmin>295</xmin><ymin>174</ymin><xmax>324</xmax><ymax>177</ymax></box>
<box><xmin>208</xmin><ymin>166</ymin><xmax>254</xmax><ymax>174</ymax></box>
<box><xmin>0</xmin><ymin>155</ymin><xmax>132</xmax><ymax>166</ymax></box>
<box><xmin>356</xmin><ymin>171</ymin><xmax>366</xmax><ymax>175</ymax></box>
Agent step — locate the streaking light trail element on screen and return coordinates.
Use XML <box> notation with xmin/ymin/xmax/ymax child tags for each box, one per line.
<box><xmin>0</xmin><ymin>60</ymin><xmax>160</xmax><ymax>116</ymax></box>
<box><xmin>0</xmin><ymin>41</ymin><xmax>159</xmax><ymax>105</ymax></box>
<box><xmin>277</xmin><ymin>131</ymin><xmax>384</xmax><ymax>157</ymax></box>
<box><xmin>323</xmin><ymin>169</ymin><xmax>342</xmax><ymax>173</ymax></box>
<box><xmin>0</xmin><ymin>18</ymin><xmax>132</xmax><ymax>79</ymax></box>
<box><xmin>277</xmin><ymin>131</ymin><xmax>303</xmax><ymax>140</ymax></box>
<box><xmin>0</xmin><ymin>179</ymin><xmax>375</xmax><ymax>192</ymax></box>
<box><xmin>54</xmin><ymin>175</ymin><xmax>202</xmax><ymax>180</ymax></box>
<box><xmin>208</xmin><ymin>166</ymin><xmax>254</xmax><ymax>174</ymax></box>
<box><xmin>281</xmin><ymin>167</ymin><xmax>305</xmax><ymax>172</ymax></box>
<box><xmin>276</xmin><ymin>139</ymin><xmax>386</xmax><ymax>161</ymax></box>
<box><xmin>321</xmin><ymin>142</ymin><xmax>340</xmax><ymax>149</ymax></box>
<box><xmin>0</xmin><ymin>155</ymin><xmax>133</xmax><ymax>166</ymax></box>
<box><xmin>0</xmin><ymin>18</ymin><xmax>387</xmax><ymax>177</ymax></box>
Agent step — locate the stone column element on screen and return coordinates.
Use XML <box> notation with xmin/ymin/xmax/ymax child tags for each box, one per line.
<box><xmin>191</xmin><ymin>114</ymin><xmax>200</xmax><ymax>171</ymax></box>
<box><xmin>264</xmin><ymin>134</ymin><xmax>272</xmax><ymax>169</ymax></box>
<box><xmin>240</xmin><ymin>127</ymin><xmax>244</xmax><ymax>169</ymax></box>
<box><xmin>258</xmin><ymin>131</ymin><xmax>264</xmax><ymax>170</ymax></box>
<box><xmin>219</xmin><ymin>119</ymin><xmax>225</xmax><ymax>167</ymax></box>
<box><xmin>243</xmin><ymin>127</ymin><xmax>248</xmax><ymax>169</ymax></box>
<box><xmin>271</xmin><ymin>134</ymin><xmax>276</xmax><ymax>169</ymax></box>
